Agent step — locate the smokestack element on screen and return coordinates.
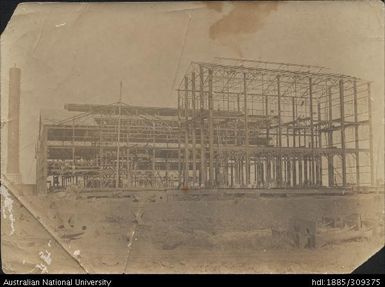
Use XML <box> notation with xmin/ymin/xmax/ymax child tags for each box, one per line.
<box><xmin>6</xmin><ymin>66</ymin><xmax>22</xmax><ymax>183</ymax></box>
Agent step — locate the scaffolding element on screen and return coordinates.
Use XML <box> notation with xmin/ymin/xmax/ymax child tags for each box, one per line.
<box><xmin>177</xmin><ymin>59</ymin><xmax>374</xmax><ymax>189</ymax></box>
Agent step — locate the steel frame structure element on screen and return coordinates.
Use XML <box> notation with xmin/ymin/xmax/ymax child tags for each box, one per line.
<box><xmin>36</xmin><ymin>59</ymin><xmax>374</xmax><ymax>193</ymax></box>
<box><xmin>177</xmin><ymin>60</ymin><xmax>373</xmax><ymax>189</ymax></box>
<box><xmin>36</xmin><ymin>103</ymin><xmax>181</xmax><ymax>193</ymax></box>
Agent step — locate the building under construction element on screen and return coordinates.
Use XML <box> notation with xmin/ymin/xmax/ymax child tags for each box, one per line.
<box><xmin>35</xmin><ymin>103</ymin><xmax>181</xmax><ymax>193</ymax></box>
<box><xmin>35</xmin><ymin>59</ymin><xmax>374</xmax><ymax>193</ymax></box>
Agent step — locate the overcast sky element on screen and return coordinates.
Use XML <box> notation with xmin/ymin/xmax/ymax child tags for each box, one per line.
<box><xmin>1</xmin><ymin>1</ymin><xmax>384</xmax><ymax>183</ymax></box>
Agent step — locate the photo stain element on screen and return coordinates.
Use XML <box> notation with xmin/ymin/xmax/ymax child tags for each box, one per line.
<box><xmin>208</xmin><ymin>2</ymin><xmax>279</xmax><ymax>40</ymax></box>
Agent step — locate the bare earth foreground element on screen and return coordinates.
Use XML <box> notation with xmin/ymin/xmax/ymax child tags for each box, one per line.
<box><xmin>2</xmin><ymin>186</ymin><xmax>384</xmax><ymax>274</ymax></box>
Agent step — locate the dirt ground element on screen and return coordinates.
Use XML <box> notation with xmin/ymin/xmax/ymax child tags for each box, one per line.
<box><xmin>2</xmin><ymin>186</ymin><xmax>384</xmax><ymax>274</ymax></box>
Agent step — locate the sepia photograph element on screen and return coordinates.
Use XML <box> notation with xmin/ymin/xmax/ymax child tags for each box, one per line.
<box><xmin>1</xmin><ymin>1</ymin><xmax>384</xmax><ymax>274</ymax></box>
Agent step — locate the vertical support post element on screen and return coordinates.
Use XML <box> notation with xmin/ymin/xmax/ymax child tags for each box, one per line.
<box><xmin>99</xmin><ymin>120</ymin><xmax>103</xmax><ymax>187</ymax></box>
<box><xmin>240</xmin><ymin>157</ymin><xmax>244</xmax><ymax>186</ymax></box>
<box><xmin>208</xmin><ymin>69</ymin><xmax>214</xmax><ymax>187</ymax></box>
<box><xmin>43</xmin><ymin>129</ymin><xmax>48</xmax><ymax>193</ymax></box>
<box><xmin>234</xmin><ymin>127</ymin><xmax>239</xmax><ymax>185</ymax></box>
<box><xmin>72</xmin><ymin>118</ymin><xmax>75</xmax><ymax>173</ymax></box>
<box><xmin>230</xmin><ymin>157</ymin><xmax>234</xmax><ymax>187</ymax></box>
<box><xmin>317</xmin><ymin>102</ymin><xmax>323</xmax><ymax>186</ymax></box>
<box><xmin>127</xmin><ymin>147</ymin><xmax>130</xmax><ymax>187</ymax></box>
<box><xmin>261</xmin><ymin>74</ymin><xmax>269</xmax><ymax>187</ymax></box>
<box><xmin>303</xmin><ymin>128</ymin><xmax>308</xmax><ymax>186</ymax></box>
<box><xmin>152</xmin><ymin>122</ymin><xmax>156</xmax><ymax>186</ymax></box>
<box><xmin>134</xmin><ymin>147</ymin><xmax>137</xmax><ymax>187</ymax></box>
<box><xmin>199</xmin><ymin>65</ymin><xmax>206</xmax><ymax>187</ymax></box>
<box><xmin>224</xmin><ymin>153</ymin><xmax>229</xmax><ymax>186</ymax></box>
<box><xmin>184</xmin><ymin>76</ymin><xmax>189</xmax><ymax>186</ymax></box>
<box><xmin>353</xmin><ymin>80</ymin><xmax>360</xmax><ymax>187</ymax></box>
<box><xmin>191</xmin><ymin>71</ymin><xmax>197</xmax><ymax>186</ymax></box>
<box><xmin>299</xmin><ymin>150</ymin><xmax>303</xmax><ymax>186</ymax></box>
<box><xmin>339</xmin><ymin>79</ymin><xmax>347</xmax><ymax>186</ymax></box>
<box><xmin>328</xmin><ymin>86</ymin><xmax>334</xmax><ymax>186</ymax></box>
<box><xmin>292</xmin><ymin>97</ymin><xmax>297</xmax><ymax>186</ymax></box>
<box><xmin>277</xmin><ymin>75</ymin><xmax>282</xmax><ymax>186</ymax></box>
<box><xmin>265</xmin><ymin>94</ymin><xmax>271</xmax><ymax>185</ymax></box>
<box><xmin>286</xmin><ymin>127</ymin><xmax>291</xmax><ymax>187</ymax></box>
<box><xmin>177</xmin><ymin>92</ymin><xmax>182</xmax><ymax>186</ymax></box>
<box><xmin>165</xmin><ymin>133</ymin><xmax>169</xmax><ymax>186</ymax></box>
<box><xmin>215</xmin><ymin>126</ymin><xmax>220</xmax><ymax>185</ymax></box>
<box><xmin>244</xmin><ymin>72</ymin><xmax>250</xmax><ymax>185</ymax></box>
<box><xmin>367</xmin><ymin>82</ymin><xmax>375</xmax><ymax>186</ymax></box>
<box><xmin>116</xmin><ymin>103</ymin><xmax>122</xmax><ymax>188</ymax></box>
<box><xmin>309</xmin><ymin>77</ymin><xmax>315</xmax><ymax>186</ymax></box>
<box><xmin>236</xmin><ymin>92</ymin><xmax>241</xmax><ymax>185</ymax></box>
